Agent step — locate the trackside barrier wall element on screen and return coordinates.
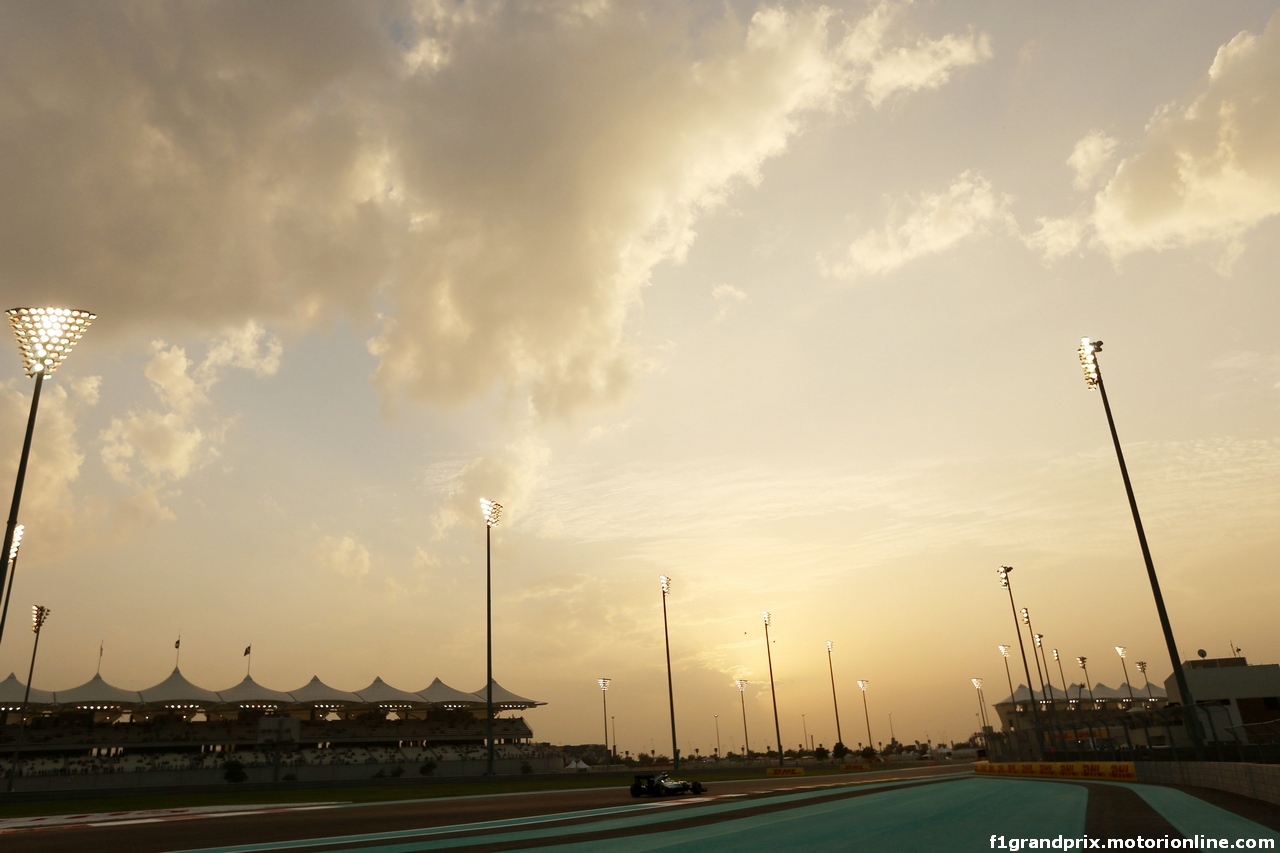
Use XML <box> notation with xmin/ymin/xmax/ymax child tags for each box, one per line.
<box><xmin>976</xmin><ymin>760</ymin><xmax>1280</xmax><ymax>807</ymax></box>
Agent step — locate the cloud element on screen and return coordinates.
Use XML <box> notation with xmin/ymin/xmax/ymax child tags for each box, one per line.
<box><xmin>0</xmin><ymin>376</ymin><xmax>99</xmax><ymax>548</ymax></box>
<box><xmin>99</xmin><ymin>322</ymin><xmax>282</xmax><ymax>514</ymax></box>
<box><xmin>0</xmin><ymin>2</ymin><xmax>988</xmax><ymax>419</ymax></box>
<box><xmin>823</xmin><ymin>170</ymin><xmax>1015</xmax><ymax>277</ymax></box>
<box><xmin>317</xmin><ymin>534</ymin><xmax>372</xmax><ymax>579</ymax></box>
<box><xmin>425</xmin><ymin>430</ymin><xmax>552</xmax><ymax>539</ymax></box>
<box><xmin>1086</xmin><ymin>13</ymin><xmax>1280</xmax><ymax>261</ymax></box>
<box><xmin>1067</xmin><ymin>130</ymin><xmax>1119</xmax><ymax>191</ymax></box>
<box><xmin>711</xmin><ymin>283</ymin><xmax>747</xmax><ymax>322</ymax></box>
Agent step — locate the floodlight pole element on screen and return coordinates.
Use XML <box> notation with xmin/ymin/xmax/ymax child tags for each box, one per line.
<box><xmin>997</xmin><ymin>567</ymin><xmax>1041</xmax><ymax>755</ymax></box>
<box><xmin>1079</xmin><ymin>338</ymin><xmax>1203</xmax><ymax>757</ymax></box>
<box><xmin>826</xmin><ymin>641</ymin><xmax>844</xmax><ymax>751</ymax></box>
<box><xmin>0</xmin><ymin>372</ymin><xmax>43</xmax><ymax>654</ymax></box>
<box><xmin>480</xmin><ymin>498</ymin><xmax>502</xmax><ymax>775</ymax></box>
<box><xmin>660</xmin><ymin>576</ymin><xmax>678</xmax><ymax>771</ymax></box>
<box><xmin>736</xmin><ymin>679</ymin><xmax>751</xmax><ymax>759</ymax></box>
<box><xmin>598</xmin><ymin>678</ymin><xmax>611</xmax><ymax>764</ymax></box>
<box><xmin>7</xmin><ymin>604</ymin><xmax>49</xmax><ymax>792</ymax></box>
<box><xmin>763</xmin><ymin>612</ymin><xmax>783</xmax><ymax>766</ymax></box>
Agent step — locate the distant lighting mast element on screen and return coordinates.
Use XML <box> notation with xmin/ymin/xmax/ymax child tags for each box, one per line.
<box><xmin>598</xmin><ymin>678</ymin><xmax>611</xmax><ymax>762</ymax></box>
<box><xmin>826</xmin><ymin>641</ymin><xmax>844</xmax><ymax>752</ymax></box>
<box><xmin>735</xmin><ymin>678</ymin><xmax>751</xmax><ymax>759</ymax></box>
<box><xmin>480</xmin><ymin>498</ymin><xmax>502</xmax><ymax>775</ymax></box>
<box><xmin>1078</xmin><ymin>337</ymin><xmax>1202</xmax><ymax>755</ymax></box>
<box><xmin>762</xmin><ymin>611</ymin><xmax>783</xmax><ymax>767</ymax></box>
<box><xmin>660</xmin><ymin>576</ymin><xmax>679</xmax><ymax>771</ymax></box>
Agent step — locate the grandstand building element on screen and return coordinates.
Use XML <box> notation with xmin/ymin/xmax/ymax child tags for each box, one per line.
<box><xmin>0</xmin><ymin>668</ymin><xmax>559</xmax><ymax>790</ymax></box>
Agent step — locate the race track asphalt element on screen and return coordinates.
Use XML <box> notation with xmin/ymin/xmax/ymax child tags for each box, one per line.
<box><xmin>3</xmin><ymin>764</ymin><xmax>1279</xmax><ymax>852</ymax></box>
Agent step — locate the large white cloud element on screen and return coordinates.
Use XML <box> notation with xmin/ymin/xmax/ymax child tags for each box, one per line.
<box><xmin>1038</xmin><ymin>12</ymin><xmax>1280</xmax><ymax>264</ymax></box>
<box><xmin>99</xmin><ymin>322</ymin><xmax>282</xmax><ymax>515</ymax></box>
<box><xmin>0</xmin><ymin>1</ymin><xmax>989</xmax><ymax>418</ymax></box>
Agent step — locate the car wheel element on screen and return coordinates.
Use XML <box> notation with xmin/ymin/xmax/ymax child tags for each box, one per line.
<box><xmin>692</xmin><ymin>782</ymin><xmax>704</xmax><ymax>794</ymax></box>
<box><xmin>630</xmin><ymin>784</ymin><xmax>643</xmax><ymax>797</ymax></box>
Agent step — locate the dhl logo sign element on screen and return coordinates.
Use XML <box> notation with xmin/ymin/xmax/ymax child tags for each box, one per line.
<box><xmin>975</xmin><ymin>761</ymin><xmax>1136</xmax><ymax>781</ymax></box>
<box><xmin>839</xmin><ymin>763</ymin><xmax>871</xmax><ymax>772</ymax></box>
<box><xmin>766</xmin><ymin>767</ymin><xmax>805</xmax><ymax>776</ymax></box>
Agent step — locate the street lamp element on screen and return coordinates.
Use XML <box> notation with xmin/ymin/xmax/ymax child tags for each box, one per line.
<box><xmin>660</xmin><ymin>576</ymin><xmax>679</xmax><ymax>771</ymax></box>
<box><xmin>762</xmin><ymin>611</ymin><xmax>783</xmax><ymax>767</ymax></box>
<box><xmin>714</xmin><ymin>713</ymin><xmax>720</xmax><ymax>760</ymax></box>
<box><xmin>598</xmin><ymin>678</ymin><xmax>611</xmax><ymax>764</ymax></box>
<box><xmin>857</xmin><ymin>679</ymin><xmax>873</xmax><ymax>753</ymax></box>
<box><xmin>1</xmin><ymin>307</ymin><xmax>94</xmax><ymax>651</ymax></box>
<box><xmin>7</xmin><ymin>604</ymin><xmax>50</xmax><ymax>792</ymax></box>
<box><xmin>735</xmin><ymin>678</ymin><xmax>751</xmax><ymax>760</ymax></box>
<box><xmin>0</xmin><ymin>524</ymin><xmax>24</xmax><ymax>647</ymax></box>
<box><xmin>1076</xmin><ymin>657</ymin><xmax>1096</xmax><ymax>705</ymax></box>
<box><xmin>1078</xmin><ymin>337</ymin><xmax>1202</xmax><ymax>754</ymax></box>
<box><xmin>997</xmin><ymin>566</ymin><xmax>1041</xmax><ymax>747</ymax></box>
<box><xmin>480</xmin><ymin>497</ymin><xmax>502</xmax><ymax>775</ymax></box>
<box><xmin>826</xmin><ymin>641</ymin><xmax>844</xmax><ymax>753</ymax></box>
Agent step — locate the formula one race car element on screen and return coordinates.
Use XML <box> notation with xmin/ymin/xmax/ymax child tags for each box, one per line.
<box><xmin>629</xmin><ymin>772</ymin><xmax>706</xmax><ymax>797</ymax></box>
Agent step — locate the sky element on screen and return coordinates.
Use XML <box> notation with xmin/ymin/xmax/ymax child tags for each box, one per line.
<box><xmin>2</xmin><ymin>0</ymin><xmax>1279</xmax><ymax>759</ymax></box>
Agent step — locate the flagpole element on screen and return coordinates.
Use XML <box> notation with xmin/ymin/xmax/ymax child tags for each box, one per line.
<box><xmin>175</xmin><ymin>636</ymin><xmax>181</xmax><ymax>668</ymax></box>
<box><xmin>96</xmin><ymin>641</ymin><xmax>103</xmax><ymax>676</ymax></box>
<box><xmin>245</xmin><ymin>645</ymin><xmax>252</xmax><ymax>677</ymax></box>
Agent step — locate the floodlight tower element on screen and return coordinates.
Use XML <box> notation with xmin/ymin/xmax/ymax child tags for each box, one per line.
<box><xmin>1053</xmin><ymin>649</ymin><xmax>1069</xmax><ymax>705</ymax></box>
<box><xmin>1</xmin><ymin>308</ymin><xmax>94</xmax><ymax>651</ymax></box>
<box><xmin>1115</xmin><ymin>647</ymin><xmax>1137</xmax><ymax>705</ymax></box>
<box><xmin>972</xmin><ymin>678</ymin><xmax>990</xmax><ymax>732</ymax></box>
<box><xmin>762</xmin><ymin>611</ymin><xmax>783</xmax><ymax>766</ymax></box>
<box><xmin>480</xmin><ymin>497</ymin><xmax>502</xmax><ymax>775</ymax></box>
<box><xmin>7</xmin><ymin>604</ymin><xmax>50</xmax><ymax>792</ymax></box>
<box><xmin>1078</xmin><ymin>338</ymin><xmax>1202</xmax><ymax>754</ymax></box>
<box><xmin>1076</xmin><ymin>657</ymin><xmax>1096</xmax><ymax>705</ymax></box>
<box><xmin>998</xmin><ymin>645</ymin><xmax>1016</xmax><ymax>706</ymax></box>
<box><xmin>735</xmin><ymin>678</ymin><xmax>751</xmax><ymax>759</ymax></box>
<box><xmin>996</xmin><ymin>567</ymin><xmax>1041</xmax><ymax>741</ymax></box>
<box><xmin>826</xmin><ymin>641</ymin><xmax>844</xmax><ymax>752</ymax></box>
<box><xmin>857</xmin><ymin>680</ymin><xmax>873</xmax><ymax>752</ymax></box>
<box><xmin>598</xmin><ymin>678</ymin><xmax>611</xmax><ymax>763</ymax></box>
<box><xmin>1020</xmin><ymin>607</ymin><xmax>1047</xmax><ymax>706</ymax></box>
<box><xmin>1136</xmin><ymin>660</ymin><xmax>1156</xmax><ymax>704</ymax></box>
<box><xmin>660</xmin><ymin>576</ymin><xmax>679</xmax><ymax>770</ymax></box>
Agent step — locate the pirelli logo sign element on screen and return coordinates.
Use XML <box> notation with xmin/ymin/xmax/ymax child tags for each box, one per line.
<box><xmin>766</xmin><ymin>767</ymin><xmax>805</xmax><ymax>776</ymax></box>
<box><xmin>975</xmin><ymin>761</ymin><xmax>1137</xmax><ymax>781</ymax></box>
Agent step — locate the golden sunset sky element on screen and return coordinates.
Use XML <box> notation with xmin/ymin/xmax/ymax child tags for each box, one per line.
<box><xmin>2</xmin><ymin>1</ymin><xmax>1279</xmax><ymax>757</ymax></box>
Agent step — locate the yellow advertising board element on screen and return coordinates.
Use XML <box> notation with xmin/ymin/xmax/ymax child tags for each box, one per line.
<box><xmin>766</xmin><ymin>766</ymin><xmax>805</xmax><ymax>776</ymax></box>
<box><xmin>975</xmin><ymin>761</ymin><xmax>1137</xmax><ymax>781</ymax></box>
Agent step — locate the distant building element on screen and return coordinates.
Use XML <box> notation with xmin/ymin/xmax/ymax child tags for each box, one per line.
<box><xmin>1165</xmin><ymin>657</ymin><xmax>1280</xmax><ymax>744</ymax></box>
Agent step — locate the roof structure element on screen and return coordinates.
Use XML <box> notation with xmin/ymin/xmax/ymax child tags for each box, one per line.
<box><xmin>418</xmin><ymin>677</ymin><xmax>483</xmax><ymax>708</ymax></box>
<box><xmin>470</xmin><ymin>679</ymin><xmax>547</xmax><ymax>709</ymax></box>
<box><xmin>4</xmin><ymin>671</ymin><xmax>547</xmax><ymax>713</ymax></box>
<box><xmin>139</xmin><ymin>668</ymin><xmax>224</xmax><ymax>708</ymax></box>
<box><xmin>284</xmin><ymin>676</ymin><xmax>364</xmax><ymax>707</ymax></box>
<box><xmin>215</xmin><ymin>675</ymin><xmax>295</xmax><ymax>708</ymax></box>
<box><xmin>997</xmin><ymin>681</ymin><xmax>1167</xmax><ymax>705</ymax></box>
<box><xmin>354</xmin><ymin>677</ymin><xmax>429</xmax><ymax>708</ymax></box>
<box><xmin>0</xmin><ymin>672</ymin><xmax>55</xmax><ymax>708</ymax></box>
<box><xmin>54</xmin><ymin>673</ymin><xmax>143</xmax><ymax>708</ymax></box>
